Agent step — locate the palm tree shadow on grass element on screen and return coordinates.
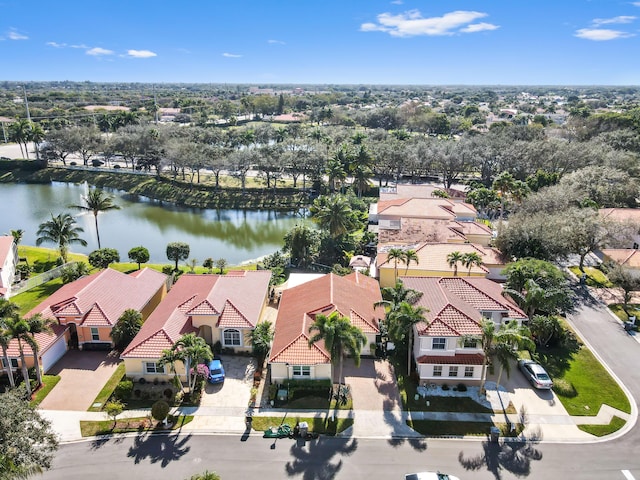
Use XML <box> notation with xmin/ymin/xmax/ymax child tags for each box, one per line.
<box><xmin>126</xmin><ymin>431</ymin><xmax>192</xmax><ymax>467</ymax></box>
<box><xmin>458</xmin><ymin>428</ymin><xmax>543</xmax><ymax>479</ymax></box>
<box><xmin>285</xmin><ymin>436</ymin><xmax>358</xmax><ymax>480</ymax></box>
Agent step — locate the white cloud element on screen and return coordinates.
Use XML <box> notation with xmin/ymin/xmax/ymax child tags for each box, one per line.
<box><xmin>574</xmin><ymin>28</ymin><xmax>635</xmax><ymax>40</ymax></box>
<box><xmin>391</xmin><ymin>0</ymin><xmax>403</xmax><ymax>4</ymax></box>
<box><xmin>126</xmin><ymin>49</ymin><xmax>157</xmax><ymax>58</ymax></box>
<box><xmin>86</xmin><ymin>47</ymin><xmax>114</xmax><ymax>56</ymax></box>
<box><xmin>460</xmin><ymin>22</ymin><xmax>500</xmax><ymax>33</ymax></box>
<box><xmin>7</xmin><ymin>29</ymin><xmax>28</xmax><ymax>40</ymax></box>
<box><xmin>70</xmin><ymin>44</ymin><xmax>89</xmax><ymax>49</ymax></box>
<box><xmin>267</xmin><ymin>39</ymin><xmax>286</xmax><ymax>45</ymax></box>
<box><xmin>360</xmin><ymin>10</ymin><xmax>495</xmax><ymax>37</ymax></box>
<box><xmin>223</xmin><ymin>52</ymin><xmax>242</xmax><ymax>58</ymax></box>
<box><xmin>632</xmin><ymin>2</ymin><xmax>640</xmax><ymax>6</ymax></box>
<box><xmin>593</xmin><ymin>15</ymin><xmax>636</xmax><ymax>25</ymax></box>
<box><xmin>46</xmin><ymin>41</ymin><xmax>65</xmax><ymax>48</ymax></box>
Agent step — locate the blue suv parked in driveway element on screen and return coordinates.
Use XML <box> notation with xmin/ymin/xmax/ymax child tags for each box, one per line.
<box><xmin>208</xmin><ymin>359</ymin><xmax>225</xmax><ymax>384</ymax></box>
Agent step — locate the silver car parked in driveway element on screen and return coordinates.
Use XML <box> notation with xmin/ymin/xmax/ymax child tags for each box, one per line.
<box><xmin>518</xmin><ymin>359</ymin><xmax>553</xmax><ymax>389</ymax></box>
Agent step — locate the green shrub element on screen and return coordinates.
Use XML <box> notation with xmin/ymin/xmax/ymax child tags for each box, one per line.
<box><xmin>552</xmin><ymin>378</ymin><xmax>578</xmax><ymax>398</ymax></box>
<box><xmin>114</xmin><ymin>379</ymin><xmax>134</xmax><ymax>400</ymax></box>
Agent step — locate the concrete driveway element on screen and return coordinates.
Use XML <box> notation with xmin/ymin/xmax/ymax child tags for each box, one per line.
<box><xmin>38</xmin><ymin>350</ymin><xmax>120</xmax><ymax>411</ymax></box>
<box><xmin>200</xmin><ymin>355</ymin><xmax>256</xmax><ymax>408</ymax></box>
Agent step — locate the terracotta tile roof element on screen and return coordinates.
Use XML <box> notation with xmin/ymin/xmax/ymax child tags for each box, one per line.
<box><xmin>377</xmin><ymin>198</ymin><xmax>476</xmax><ymax>221</ymax></box>
<box><xmin>5</xmin><ymin>324</ymin><xmax>68</xmax><ymax>358</ymax></box>
<box><xmin>0</xmin><ymin>236</ymin><xmax>14</xmax><ymax>273</ymax></box>
<box><xmin>416</xmin><ymin>353</ymin><xmax>484</xmax><ymax>365</ymax></box>
<box><xmin>379</xmin><ymin>184</ymin><xmax>467</xmax><ymax>201</ymax></box>
<box><xmin>599</xmin><ymin>208</ymin><xmax>640</xmax><ymax>222</ymax></box>
<box><xmin>122</xmin><ymin>271</ymin><xmax>271</xmax><ymax>359</ymax></box>
<box><xmin>402</xmin><ymin>277</ymin><xmax>527</xmax><ymax>338</ymax></box>
<box><xmin>269</xmin><ymin>272</ymin><xmax>383</xmax><ymax>365</ymax></box>
<box><xmin>602</xmin><ymin>249</ymin><xmax>640</xmax><ymax>268</ymax></box>
<box><xmin>82</xmin><ymin>304</ymin><xmax>111</xmax><ymax>327</ymax></box>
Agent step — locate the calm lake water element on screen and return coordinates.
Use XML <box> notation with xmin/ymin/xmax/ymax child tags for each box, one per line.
<box><xmin>0</xmin><ymin>182</ymin><xmax>306</xmax><ymax>265</ymax></box>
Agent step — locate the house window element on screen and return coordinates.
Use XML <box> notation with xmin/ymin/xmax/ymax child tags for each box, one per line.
<box><xmin>464</xmin><ymin>366</ymin><xmax>475</xmax><ymax>378</ymax></box>
<box><xmin>144</xmin><ymin>362</ymin><xmax>165</xmax><ymax>374</ymax></box>
<box><xmin>433</xmin><ymin>365</ymin><xmax>443</xmax><ymax>377</ymax></box>
<box><xmin>432</xmin><ymin>338</ymin><xmax>446</xmax><ymax>350</ymax></box>
<box><xmin>223</xmin><ymin>329</ymin><xmax>242</xmax><ymax>347</ymax></box>
<box><xmin>1</xmin><ymin>358</ymin><xmax>19</xmax><ymax>369</ymax></box>
<box><xmin>463</xmin><ymin>338</ymin><xmax>477</xmax><ymax>349</ymax></box>
<box><xmin>449</xmin><ymin>366</ymin><xmax>459</xmax><ymax>377</ymax></box>
<box><xmin>292</xmin><ymin>366</ymin><xmax>311</xmax><ymax>378</ymax></box>
<box><xmin>90</xmin><ymin>327</ymin><xmax>100</xmax><ymax>341</ymax></box>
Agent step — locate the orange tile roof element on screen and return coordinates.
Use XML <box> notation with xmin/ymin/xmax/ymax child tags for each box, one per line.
<box><xmin>599</xmin><ymin>208</ymin><xmax>640</xmax><ymax>222</ymax></box>
<box><xmin>416</xmin><ymin>353</ymin><xmax>484</xmax><ymax>365</ymax></box>
<box><xmin>122</xmin><ymin>271</ymin><xmax>271</xmax><ymax>359</ymax></box>
<box><xmin>377</xmin><ymin>198</ymin><xmax>476</xmax><ymax>221</ymax></box>
<box><xmin>269</xmin><ymin>272</ymin><xmax>383</xmax><ymax>364</ymax></box>
<box><xmin>602</xmin><ymin>249</ymin><xmax>640</xmax><ymax>268</ymax></box>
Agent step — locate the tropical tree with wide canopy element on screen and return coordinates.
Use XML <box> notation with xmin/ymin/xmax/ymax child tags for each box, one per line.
<box><xmin>69</xmin><ymin>189</ymin><xmax>120</xmax><ymax>249</ymax></box>
<box><xmin>308</xmin><ymin>311</ymin><xmax>367</xmax><ymax>385</ymax></box>
<box><xmin>36</xmin><ymin>212</ymin><xmax>87</xmax><ymax>263</ymax></box>
<box><xmin>310</xmin><ymin>194</ymin><xmax>358</xmax><ymax>238</ymax></box>
<box><xmin>170</xmin><ymin>333</ymin><xmax>213</xmax><ymax>392</ymax></box>
<box><xmin>386</xmin><ymin>301</ymin><xmax>428</xmax><ymax>375</ymax></box>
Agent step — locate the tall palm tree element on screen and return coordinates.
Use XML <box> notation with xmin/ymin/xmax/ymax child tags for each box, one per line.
<box><xmin>403</xmin><ymin>249</ymin><xmax>419</xmax><ymax>276</ymax></box>
<box><xmin>25</xmin><ymin>313</ymin><xmax>52</xmax><ymax>388</ymax></box>
<box><xmin>69</xmin><ymin>189</ymin><xmax>120</xmax><ymax>249</ymax></box>
<box><xmin>492</xmin><ymin>171</ymin><xmax>516</xmax><ymax>221</ymax></box>
<box><xmin>246</xmin><ymin>321</ymin><xmax>274</xmax><ymax>366</ymax></box>
<box><xmin>310</xmin><ymin>195</ymin><xmax>356</xmax><ymax>238</ymax></box>
<box><xmin>0</xmin><ymin>299</ymin><xmax>19</xmax><ymax>388</ymax></box>
<box><xmin>376</xmin><ymin>279</ymin><xmax>423</xmax><ymax>314</ymax></box>
<box><xmin>472</xmin><ymin>319</ymin><xmax>535</xmax><ymax>394</ymax></box>
<box><xmin>386</xmin><ymin>248</ymin><xmax>405</xmax><ymax>282</ymax></box>
<box><xmin>36</xmin><ymin>212</ymin><xmax>87</xmax><ymax>263</ymax></box>
<box><xmin>446</xmin><ymin>251</ymin><xmax>464</xmax><ymax>276</ymax></box>
<box><xmin>388</xmin><ymin>302</ymin><xmax>428</xmax><ymax>376</ymax></box>
<box><xmin>503</xmin><ymin>278</ymin><xmax>566</xmax><ymax>319</ymax></box>
<box><xmin>308</xmin><ymin>311</ymin><xmax>367</xmax><ymax>385</ymax></box>
<box><xmin>172</xmin><ymin>333</ymin><xmax>213</xmax><ymax>392</ymax></box>
<box><xmin>3</xmin><ymin>316</ymin><xmax>33</xmax><ymax>396</ymax></box>
<box><xmin>462</xmin><ymin>252</ymin><xmax>484</xmax><ymax>276</ymax></box>
<box><xmin>10</xmin><ymin>229</ymin><xmax>24</xmax><ymax>245</ymax></box>
<box><xmin>28</xmin><ymin>123</ymin><xmax>46</xmax><ymax>160</ymax></box>
<box><xmin>158</xmin><ymin>348</ymin><xmax>186</xmax><ymax>391</ymax></box>
<box><xmin>8</xmin><ymin>119</ymin><xmax>31</xmax><ymax>159</ymax></box>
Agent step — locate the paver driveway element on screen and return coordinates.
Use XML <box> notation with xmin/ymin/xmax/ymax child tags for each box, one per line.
<box><xmin>200</xmin><ymin>355</ymin><xmax>256</xmax><ymax>408</ymax></box>
<box><xmin>38</xmin><ymin>350</ymin><xmax>120</xmax><ymax>411</ymax></box>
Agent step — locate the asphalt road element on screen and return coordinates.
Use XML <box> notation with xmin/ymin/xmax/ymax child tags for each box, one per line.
<box><xmin>39</xmin><ymin>285</ymin><xmax>640</xmax><ymax>480</ymax></box>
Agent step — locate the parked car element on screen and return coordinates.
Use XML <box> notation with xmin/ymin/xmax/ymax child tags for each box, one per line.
<box><xmin>207</xmin><ymin>358</ymin><xmax>225</xmax><ymax>384</ymax></box>
<box><xmin>405</xmin><ymin>472</ymin><xmax>460</xmax><ymax>480</ymax></box>
<box><xmin>518</xmin><ymin>359</ymin><xmax>553</xmax><ymax>389</ymax></box>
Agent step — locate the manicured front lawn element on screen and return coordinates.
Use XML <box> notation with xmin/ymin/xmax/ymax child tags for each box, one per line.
<box><xmin>537</xmin><ymin>326</ymin><xmax>630</xmax><ymax>416</ymax></box>
<box><xmin>407</xmin><ymin>420</ymin><xmax>524</xmax><ymax>437</ymax></box>
<box><xmin>250</xmin><ymin>415</ymin><xmax>353</xmax><ymax>435</ymax></box>
<box><xmin>609</xmin><ymin>304</ymin><xmax>640</xmax><ymax>325</ymax></box>
<box><xmin>80</xmin><ymin>414</ymin><xmax>193</xmax><ymax>437</ymax></box>
<box><xmin>88</xmin><ymin>363</ymin><xmax>126</xmax><ymax>412</ymax></box>
<box><xmin>30</xmin><ymin>375</ymin><xmax>61</xmax><ymax>407</ymax></box>
<box><xmin>568</xmin><ymin>266</ymin><xmax>612</xmax><ymax>287</ymax></box>
<box><xmin>278</xmin><ymin>395</ymin><xmax>353</xmax><ymax>410</ymax></box>
<box><xmin>578</xmin><ymin>416</ymin><xmax>626</xmax><ymax>437</ymax></box>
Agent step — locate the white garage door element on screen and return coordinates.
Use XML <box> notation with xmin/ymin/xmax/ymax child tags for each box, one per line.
<box><xmin>41</xmin><ymin>336</ymin><xmax>68</xmax><ymax>373</ymax></box>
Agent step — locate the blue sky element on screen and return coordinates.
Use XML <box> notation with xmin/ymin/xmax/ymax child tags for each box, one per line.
<box><xmin>1</xmin><ymin>0</ymin><xmax>640</xmax><ymax>85</ymax></box>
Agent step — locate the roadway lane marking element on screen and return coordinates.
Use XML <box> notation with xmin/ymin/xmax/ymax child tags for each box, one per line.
<box><xmin>622</xmin><ymin>470</ymin><xmax>636</xmax><ymax>480</ymax></box>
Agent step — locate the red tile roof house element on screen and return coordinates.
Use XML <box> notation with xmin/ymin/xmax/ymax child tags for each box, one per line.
<box><xmin>1</xmin><ymin>268</ymin><xmax>168</xmax><ymax>378</ymax></box>
<box><xmin>121</xmin><ymin>271</ymin><xmax>271</xmax><ymax>382</ymax></box>
<box><xmin>400</xmin><ymin>277</ymin><xmax>527</xmax><ymax>386</ymax></box>
<box><xmin>269</xmin><ymin>272</ymin><xmax>384</xmax><ymax>384</ymax></box>
<box><xmin>0</xmin><ymin>235</ymin><xmax>18</xmax><ymax>298</ymax></box>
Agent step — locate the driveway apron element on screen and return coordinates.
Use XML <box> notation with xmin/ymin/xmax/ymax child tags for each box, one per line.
<box><xmin>38</xmin><ymin>350</ymin><xmax>120</xmax><ymax>411</ymax></box>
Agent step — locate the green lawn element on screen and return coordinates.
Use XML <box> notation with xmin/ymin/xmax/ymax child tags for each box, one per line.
<box><xmin>11</xmin><ymin>277</ymin><xmax>65</xmax><ymax>314</ymax></box>
<box><xmin>578</xmin><ymin>416</ymin><xmax>626</xmax><ymax>437</ymax></box>
<box><xmin>250</xmin><ymin>416</ymin><xmax>353</xmax><ymax>435</ymax></box>
<box><xmin>88</xmin><ymin>363</ymin><xmax>126</xmax><ymax>412</ymax></box>
<box><xmin>568</xmin><ymin>266</ymin><xmax>612</xmax><ymax>287</ymax></box>
<box><xmin>18</xmin><ymin>245</ymin><xmax>88</xmax><ymax>273</ymax></box>
<box><xmin>407</xmin><ymin>420</ymin><xmax>524</xmax><ymax>437</ymax></box>
<box><xmin>609</xmin><ymin>304</ymin><xmax>640</xmax><ymax>325</ymax></box>
<box><xmin>537</xmin><ymin>328</ymin><xmax>630</xmax><ymax>416</ymax></box>
<box><xmin>30</xmin><ymin>375</ymin><xmax>61</xmax><ymax>407</ymax></box>
<box><xmin>80</xmin><ymin>414</ymin><xmax>193</xmax><ymax>437</ymax></box>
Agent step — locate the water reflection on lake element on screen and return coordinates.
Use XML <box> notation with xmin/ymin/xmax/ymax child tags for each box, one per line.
<box><xmin>0</xmin><ymin>182</ymin><xmax>306</xmax><ymax>265</ymax></box>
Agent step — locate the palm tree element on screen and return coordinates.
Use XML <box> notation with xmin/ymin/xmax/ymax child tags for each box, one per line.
<box><xmin>3</xmin><ymin>316</ymin><xmax>33</xmax><ymax>396</ymax></box>
<box><xmin>446</xmin><ymin>251</ymin><xmax>464</xmax><ymax>276</ymax></box>
<box><xmin>69</xmin><ymin>189</ymin><xmax>120</xmax><ymax>249</ymax></box>
<box><xmin>159</xmin><ymin>348</ymin><xmax>186</xmax><ymax>391</ymax></box>
<box><xmin>503</xmin><ymin>278</ymin><xmax>567</xmax><ymax>319</ymax></box>
<box><xmin>246</xmin><ymin>321</ymin><xmax>274</xmax><ymax>366</ymax></box>
<box><xmin>386</xmin><ymin>248</ymin><xmax>405</xmax><ymax>282</ymax></box>
<box><xmin>9</xmin><ymin>119</ymin><xmax>31</xmax><ymax>159</ymax></box>
<box><xmin>492</xmin><ymin>171</ymin><xmax>516</xmax><ymax>221</ymax></box>
<box><xmin>387</xmin><ymin>302</ymin><xmax>428</xmax><ymax>376</ymax></box>
<box><xmin>310</xmin><ymin>195</ymin><xmax>356</xmax><ymax>238</ymax></box>
<box><xmin>472</xmin><ymin>319</ymin><xmax>535</xmax><ymax>394</ymax></box>
<box><xmin>462</xmin><ymin>252</ymin><xmax>483</xmax><ymax>276</ymax></box>
<box><xmin>308</xmin><ymin>311</ymin><xmax>367</xmax><ymax>385</ymax></box>
<box><xmin>36</xmin><ymin>212</ymin><xmax>87</xmax><ymax>263</ymax></box>
<box><xmin>0</xmin><ymin>299</ymin><xmax>19</xmax><ymax>388</ymax></box>
<box><xmin>28</xmin><ymin>123</ymin><xmax>46</xmax><ymax>160</ymax></box>
<box><xmin>10</xmin><ymin>229</ymin><xmax>24</xmax><ymax>245</ymax></box>
<box><xmin>403</xmin><ymin>249</ymin><xmax>419</xmax><ymax>276</ymax></box>
<box><xmin>172</xmin><ymin>333</ymin><xmax>213</xmax><ymax>392</ymax></box>
<box><xmin>376</xmin><ymin>279</ymin><xmax>423</xmax><ymax>314</ymax></box>
<box><xmin>25</xmin><ymin>313</ymin><xmax>52</xmax><ymax>388</ymax></box>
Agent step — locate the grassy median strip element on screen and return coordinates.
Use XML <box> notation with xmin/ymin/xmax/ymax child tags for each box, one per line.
<box><xmin>80</xmin><ymin>414</ymin><xmax>194</xmax><ymax>437</ymax></box>
<box><xmin>30</xmin><ymin>375</ymin><xmax>61</xmax><ymax>407</ymax></box>
<box><xmin>250</xmin><ymin>416</ymin><xmax>353</xmax><ymax>435</ymax></box>
<box><xmin>578</xmin><ymin>416</ymin><xmax>626</xmax><ymax>437</ymax></box>
<box><xmin>88</xmin><ymin>363</ymin><xmax>126</xmax><ymax>412</ymax></box>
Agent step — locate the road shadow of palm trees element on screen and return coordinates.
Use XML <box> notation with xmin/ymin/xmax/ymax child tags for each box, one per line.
<box><xmin>126</xmin><ymin>430</ymin><xmax>192</xmax><ymax>467</ymax></box>
<box><xmin>89</xmin><ymin>433</ymin><xmax>126</xmax><ymax>450</ymax></box>
<box><xmin>285</xmin><ymin>436</ymin><xmax>358</xmax><ymax>480</ymax></box>
<box><xmin>458</xmin><ymin>427</ymin><xmax>543</xmax><ymax>479</ymax></box>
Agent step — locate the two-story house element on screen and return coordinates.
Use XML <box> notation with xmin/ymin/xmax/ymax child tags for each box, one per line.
<box><xmin>0</xmin><ymin>235</ymin><xmax>18</xmax><ymax>298</ymax></box>
<box><xmin>401</xmin><ymin>276</ymin><xmax>527</xmax><ymax>386</ymax></box>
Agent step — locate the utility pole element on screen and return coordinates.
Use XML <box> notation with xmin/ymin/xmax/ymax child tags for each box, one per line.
<box><xmin>1</xmin><ymin>122</ymin><xmax>7</xmax><ymax>143</ymax></box>
<box><xmin>153</xmin><ymin>84</ymin><xmax>159</xmax><ymax>124</ymax></box>
<box><xmin>23</xmin><ymin>86</ymin><xmax>31</xmax><ymax>124</ymax></box>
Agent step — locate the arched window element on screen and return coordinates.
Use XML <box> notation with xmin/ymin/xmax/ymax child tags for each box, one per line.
<box><xmin>223</xmin><ymin>329</ymin><xmax>241</xmax><ymax>347</ymax></box>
